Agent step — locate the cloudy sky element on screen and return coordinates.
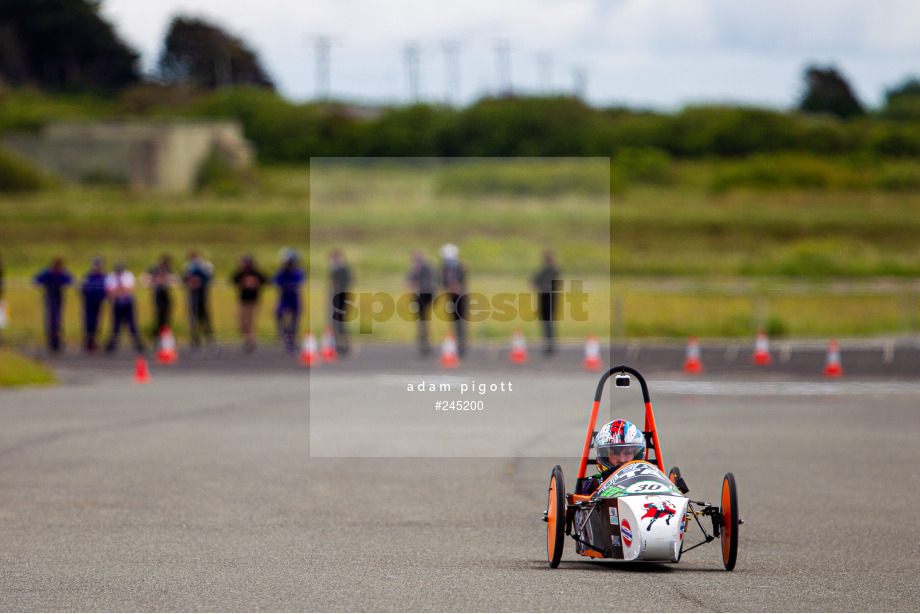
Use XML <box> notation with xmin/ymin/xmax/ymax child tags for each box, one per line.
<box><xmin>101</xmin><ymin>0</ymin><xmax>920</xmax><ymax>109</ymax></box>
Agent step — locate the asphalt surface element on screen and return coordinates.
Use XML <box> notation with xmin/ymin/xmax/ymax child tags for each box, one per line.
<box><xmin>2</xmin><ymin>344</ymin><xmax>920</xmax><ymax>611</ymax></box>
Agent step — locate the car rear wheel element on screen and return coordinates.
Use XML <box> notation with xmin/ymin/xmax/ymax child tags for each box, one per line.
<box><xmin>720</xmin><ymin>472</ymin><xmax>739</xmax><ymax>570</ymax></box>
<box><xmin>546</xmin><ymin>465</ymin><xmax>565</xmax><ymax>568</ymax></box>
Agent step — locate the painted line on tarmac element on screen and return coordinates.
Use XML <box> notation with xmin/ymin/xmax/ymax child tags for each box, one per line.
<box><xmin>651</xmin><ymin>380</ymin><xmax>920</xmax><ymax>396</ymax></box>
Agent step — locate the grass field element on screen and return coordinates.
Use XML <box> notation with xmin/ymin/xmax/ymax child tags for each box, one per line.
<box><xmin>2</xmin><ymin>159</ymin><xmax>919</xmax><ymax>343</ymax></box>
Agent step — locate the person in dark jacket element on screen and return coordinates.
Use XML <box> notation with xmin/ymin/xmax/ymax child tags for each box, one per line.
<box><xmin>272</xmin><ymin>248</ymin><xmax>306</xmax><ymax>353</ymax></box>
<box><xmin>328</xmin><ymin>249</ymin><xmax>352</xmax><ymax>355</ymax></box>
<box><xmin>182</xmin><ymin>250</ymin><xmax>216</xmax><ymax>352</ymax></box>
<box><xmin>439</xmin><ymin>243</ymin><xmax>468</xmax><ymax>357</ymax></box>
<box><xmin>532</xmin><ymin>249</ymin><xmax>562</xmax><ymax>354</ymax></box>
<box><xmin>34</xmin><ymin>256</ymin><xmax>73</xmax><ymax>352</ymax></box>
<box><xmin>406</xmin><ymin>249</ymin><xmax>436</xmax><ymax>357</ymax></box>
<box><xmin>231</xmin><ymin>253</ymin><xmax>267</xmax><ymax>353</ymax></box>
<box><xmin>143</xmin><ymin>254</ymin><xmax>178</xmax><ymax>339</ymax></box>
<box><xmin>80</xmin><ymin>256</ymin><xmax>107</xmax><ymax>353</ymax></box>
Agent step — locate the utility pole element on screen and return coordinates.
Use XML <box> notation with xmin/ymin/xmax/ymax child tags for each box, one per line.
<box><xmin>443</xmin><ymin>40</ymin><xmax>461</xmax><ymax>105</ymax></box>
<box><xmin>572</xmin><ymin>65</ymin><xmax>587</xmax><ymax>99</ymax></box>
<box><xmin>403</xmin><ymin>42</ymin><xmax>422</xmax><ymax>102</ymax></box>
<box><xmin>306</xmin><ymin>34</ymin><xmax>342</xmax><ymax>100</ymax></box>
<box><xmin>494</xmin><ymin>39</ymin><xmax>511</xmax><ymax>96</ymax></box>
<box><xmin>537</xmin><ymin>52</ymin><xmax>552</xmax><ymax>95</ymax></box>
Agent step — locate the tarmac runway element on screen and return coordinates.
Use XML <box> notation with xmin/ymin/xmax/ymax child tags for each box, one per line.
<box><xmin>2</xmin><ymin>346</ymin><xmax>919</xmax><ymax>611</ymax></box>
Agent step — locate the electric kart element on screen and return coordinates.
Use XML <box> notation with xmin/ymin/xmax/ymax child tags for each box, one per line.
<box><xmin>543</xmin><ymin>365</ymin><xmax>741</xmax><ymax>569</ymax></box>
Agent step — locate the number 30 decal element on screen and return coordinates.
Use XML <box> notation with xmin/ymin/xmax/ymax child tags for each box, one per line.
<box><xmin>626</xmin><ymin>481</ymin><xmax>665</xmax><ymax>493</ymax></box>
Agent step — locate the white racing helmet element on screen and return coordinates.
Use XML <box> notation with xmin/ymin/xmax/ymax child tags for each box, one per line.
<box><xmin>595</xmin><ymin>419</ymin><xmax>646</xmax><ymax>472</ymax></box>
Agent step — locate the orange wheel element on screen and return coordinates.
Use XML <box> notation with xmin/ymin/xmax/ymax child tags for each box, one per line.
<box><xmin>546</xmin><ymin>465</ymin><xmax>565</xmax><ymax>568</ymax></box>
<box><xmin>720</xmin><ymin>472</ymin><xmax>739</xmax><ymax>570</ymax></box>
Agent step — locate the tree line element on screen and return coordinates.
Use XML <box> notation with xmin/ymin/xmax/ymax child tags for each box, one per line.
<box><xmin>185</xmin><ymin>89</ymin><xmax>920</xmax><ymax>162</ymax></box>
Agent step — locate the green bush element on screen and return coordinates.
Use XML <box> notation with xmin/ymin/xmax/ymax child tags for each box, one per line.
<box><xmin>612</xmin><ymin>147</ymin><xmax>673</xmax><ymax>184</ymax></box>
<box><xmin>439</xmin><ymin>96</ymin><xmax>598</xmax><ymax>156</ymax></box>
<box><xmin>0</xmin><ymin>147</ymin><xmax>47</xmax><ymax>191</ymax></box>
<box><xmin>765</xmin><ymin>316</ymin><xmax>789</xmax><ymax>338</ymax></box>
<box><xmin>363</xmin><ymin>105</ymin><xmax>453</xmax><ymax>156</ymax></box>
<box><xmin>874</xmin><ymin>163</ymin><xmax>920</xmax><ymax>191</ymax></box>
<box><xmin>867</xmin><ymin>124</ymin><xmax>920</xmax><ymax>157</ymax></box>
<box><xmin>710</xmin><ymin>154</ymin><xmax>867</xmax><ymax>192</ymax></box>
<box><xmin>0</xmin><ymin>88</ymin><xmax>114</xmax><ymax>132</ymax></box>
<box><xmin>664</xmin><ymin>106</ymin><xmax>800</xmax><ymax>157</ymax></box>
<box><xmin>190</xmin><ymin>88</ymin><xmax>366</xmax><ymax>161</ymax></box>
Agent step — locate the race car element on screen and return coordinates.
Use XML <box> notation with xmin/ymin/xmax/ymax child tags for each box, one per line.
<box><xmin>543</xmin><ymin>365</ymin><xmax>741</xmax><ymax>569</ymax></box>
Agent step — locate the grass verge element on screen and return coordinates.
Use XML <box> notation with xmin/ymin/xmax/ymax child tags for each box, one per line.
<box><xmin>0</xmin><ymin>348</ymin><xmax>57</xmax><ymax>388</ymax></box>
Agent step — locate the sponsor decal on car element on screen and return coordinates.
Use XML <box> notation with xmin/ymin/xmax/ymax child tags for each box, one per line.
<box><xmin>621</xmin><ymin>519</ymin><xmax>632</xmax><ymax>547</ymax></box>
<box><xmin>609</xmin><ymin>507</ymin><xmax>618</xmax><ymax>524</ymax></box>
<box><xmin>611</xmin><ymin>535</ymin><xmax>621</xmax><ymax>548</ymax></box>
<box><xmin>598</xmin><ymin>485</ymin><xmax>627</xmax><ymax>498</ymax></box>
<box><xmin>641</xmin><ymin>501</ymin><xmax>677</xmax><ymax>530</ymax></box>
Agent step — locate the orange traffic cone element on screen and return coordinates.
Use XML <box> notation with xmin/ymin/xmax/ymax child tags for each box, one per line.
<box><xmin>155</xmin><ymin>326</ymin><xmax>178</xmax><ymax>365</ymax></box>
<box><xmin>824</xmin><ymin>339</ymin><xmax>844</xmax><ymax>378</ymax></box>
<box><xmin>752</xmin><ymin>330</ymin><xmax>772</xmax><ymax>366</ymax></box>
<box><xmin>508</xmin><ymin>328</ymin><xmax>529</xmax><ymax>364</ymax></box>
<box><xmin>683</xmin><ymin>336</ymin><xmax>704</xmax><ymax>374</ymax></box>
<box><xmin>440</xmin><ymin>333</ymin><xmax>460</xmax><ymax>369</ymax></box>
<box><xmin>583</xmin><ymin>335</ymin><xmax>602</xmax><ymax>371</ymax></box>
<box><xmin>320</xmin><ymin>326</ymin><xmax>337</xmax><ymax>363</ymax></box>
<box><xmin>133</xmin><ymin>356</ymin><xmax>151</xmax><ymax>384</ymax></box>
<box><xmin>300</xmin><ymin>331</ymin><xmax>319</xmax><ymax>367</ymax></box>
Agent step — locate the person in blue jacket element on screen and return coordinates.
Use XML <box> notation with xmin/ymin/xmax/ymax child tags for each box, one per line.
<box><xmin>34</xmin><ymin>256</ymin><xmax>73</xmax><ymax>352</ymax></box>
<box><xmin>272</xmin><ymin>248</ymin><xmax>306</xmax><ymax>353</ymax></box>
<box><xmin>80</xmin><ymin>256</ymin><xmax>107</xmax><ymax>353</ymax></box>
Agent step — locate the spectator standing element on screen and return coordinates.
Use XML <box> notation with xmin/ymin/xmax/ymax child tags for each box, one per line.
<box><xmin>405</xmin><ymin>249</ymin><xmax>436</xmax><ymax>357</ymax></box>
<box><xmin>230</xmin><ymin>254</ymin><xmax>267</xmax><ymax>353</ymax></box>
<box><xmin>143</xmin><ymin>254</ymin><xmax>178</xmax><ymax>338</ymax></box>
<box><xmin>33</xmin><ymin>256</ymin><xmax>73</xmax><ymax>352</ymax></box>
<box><xmin>272</xmin><ymin>248</ymin><xmax>306</xmax><ymax>354</ymax></box>
<box><xmin>439</xmin><ymin>243</ymin><xmax>469</xmax><ymax>357</ymax></box>
<box><xmin>328</xmin><ymin>249</ymin><xmax>352</xmax><ymax>355</ymax></box>
<box><xmin>104</xmin><ymin>262</ymin><xmax>144</xmax><ymax>354</ymax></box>
<box><xmin>532</xmin><ymin>249</ymin><xmax>562</xmax><ymax>355</ymax></box>
<box><xmin>182</xmin><ymin>250</ymin><xmax>216</xmax><ymax>352</ymax></box>
<box><xmin>80</xmin><ymin>256</ymin><xmax>107</xmax><ymax>353</ymax></box>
